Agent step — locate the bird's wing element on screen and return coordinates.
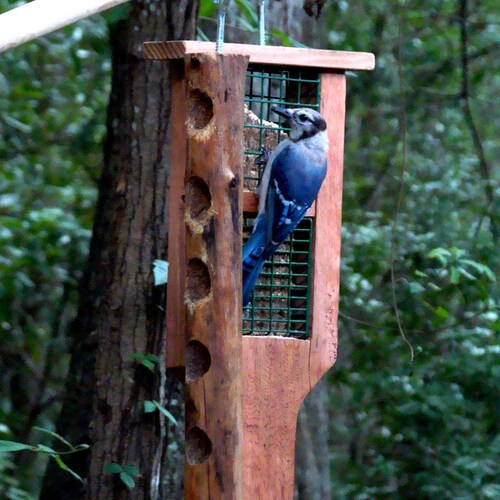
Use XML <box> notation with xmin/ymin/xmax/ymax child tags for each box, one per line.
<box><xmin>257</xmin><ymin>139</ymin><xmax>290</xmax><ymax>216</ymax></box>
<box><xmin>266</xmin><ymin>179</ymin><xmax>310</xmax><ymax>245</ymax></box>
<box><xmin>264</xmin><ymin>144</ymin><xmax>314</xmax><ymax>245</ymax></box>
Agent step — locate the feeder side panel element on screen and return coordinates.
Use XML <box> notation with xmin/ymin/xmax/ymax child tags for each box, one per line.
<box><xmin>166</xmin><ymin>62</ymin><xmax>187</xmax><ymax>369</ymax></box>
<box><xmin>183</xmin><ymin>52</ymin><xmax>249</xmax><ymax>500</ymax></box>
<box><xmin>242</xmin><ymin>336</ymin><xmax>310</xmax><ymax>499</ymax></box>
<box><xmin>309</xmin><ymin>72</ymin><xmax>346</xmax><ymax>384</ymax></box>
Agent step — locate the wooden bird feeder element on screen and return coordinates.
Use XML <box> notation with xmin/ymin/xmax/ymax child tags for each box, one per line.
<box><xmin>142</xmin><ymin>41</ymin><xmax>374</xmax><ymax>499</ymax></box>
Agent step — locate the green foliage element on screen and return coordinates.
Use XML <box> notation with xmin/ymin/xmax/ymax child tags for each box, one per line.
<box><xmin>0</xmin><ymin>1</ymin><xmax>110</xmax><ymax>493</ymax></box>
<box><xmin>105</xmin><ymin>463</ymin><xmax>141</xmax><ymax>490</ymax></box>
<box><xmin>0</xmin><ymin>427</ymin><xmax>89</xmax><ymax>484</ymax></box>
<box><xmin>0</xmin><ymin>453</ymin><xmax>32</xmax><ymax>500</ymax></box>
<box><xmin>129</xmin><ymin>352</ymin><xmax>161</xmax><ymax>372</ymax></box>
<box><xmin>143</xmin><ymin>400</ymin><xmax>178</xmax><ymax>426</ymax></box>
<box><xmin>323</xmin><ymin>0</ymin><xmax>499</xmax><ymax>497</ymax></box>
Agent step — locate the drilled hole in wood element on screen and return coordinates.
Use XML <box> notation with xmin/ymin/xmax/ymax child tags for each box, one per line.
<box><xmin>186</xmin><ymin>258</ymin><xmax>211</xmax><ymax>303</ymax></box>
<box><xmin>186</xmin><ymin>426</ymin><xmax>212</xmax><ymax>465</ymax></box>
<box><xmin>186</xmin><ymin>340</ymin><xmax>211</xmax><ymax>382</ymax></box>
<box><xmin>185</xmin><ymin>176</ymin><xmax>212</xmax><ymax>221</ymax></box>
<box><xmin>188</xmin><ymin>89</ymin><xmax>213</xmax><ymax>129</ymax></box>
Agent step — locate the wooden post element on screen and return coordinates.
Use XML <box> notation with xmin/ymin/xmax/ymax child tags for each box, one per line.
<box><xmin>182</xmin><ymin>52</ymin><xmax>249</xmax><ymax>499</ymax></box>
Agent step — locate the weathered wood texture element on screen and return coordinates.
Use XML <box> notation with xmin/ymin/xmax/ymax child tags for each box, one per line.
<box><xmin>166</xmin><ymin>63</ymin><xmax>187</xmax><ymax>370</ymax></box>
<box><xmin>143</xmin><ymin>41</ymin><xmax>375</xmax><ymax>71</ymax></box>
<box><xmin>241</xmin><ymin>73</ymin><xmax>346</xmax><ymax>499</ymax></box>
<box><xmin>182</xmin><ymin>53</ymin><xmax>249</xmax><ymax>499</ymax></box>
<box><xmin>309</xmin><ymin>72</ymin><xmax>346</xmax><ymax>384</ymax></box>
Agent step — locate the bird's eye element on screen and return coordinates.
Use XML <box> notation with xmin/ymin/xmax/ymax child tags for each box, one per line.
<box><xmin>298</xmin><ymin>114</ymin><xmax>308</xmax><ymax>122</ymax></box>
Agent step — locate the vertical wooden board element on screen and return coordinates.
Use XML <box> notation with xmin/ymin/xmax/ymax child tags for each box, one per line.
<box><xmin>308</xmin><ymin>72</ymin><xmax>346</xmax><ymax>385</ymax></box>
<box><xmin>166</xmin><ymin>62</ymin><xmax>187</xmax><ymax>369</ymax></box>
<box><xmin>183</xmin><ymin>52</ymin><xmax>249</xmax><ymax>500</ymax></box>
<box><xmin>242</xmin><ymin>72</ymin><xmax>348</xmax><ymax>499</ymax></box>
<box><xmin>242</xmin><ymin>337</ymin><xmax>311</xmax><ymax>499</ymax></box>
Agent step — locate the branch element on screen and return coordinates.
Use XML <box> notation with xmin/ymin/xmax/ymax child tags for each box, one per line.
<box><xmin>458</xmin><ymin>0</ymin><xmax>498</xmax><ymax>243</ymax></box>
<box><xmin>390</xmin><ymin>5</ymin><xmax>414</xmax><ymax>364</ymax></box>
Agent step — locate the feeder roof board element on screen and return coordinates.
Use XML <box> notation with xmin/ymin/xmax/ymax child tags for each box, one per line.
<box><xmin>142</xmin><ymin>41</ymin><xmax>375</xmax><ymax>71</ymax></box>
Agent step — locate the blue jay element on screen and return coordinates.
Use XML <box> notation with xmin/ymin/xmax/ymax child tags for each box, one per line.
<box><xmin>242</xmin><ymin>106</ymin><xmax>328</xmax><ymax>306</ymax></box>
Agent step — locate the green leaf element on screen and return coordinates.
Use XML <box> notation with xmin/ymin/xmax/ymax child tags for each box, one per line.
<box><xmin>450</xmin><ymin>267</ymin><xmax>460</xmax><ymax>284</ymax></box>
<box><xmin>269</xmin><ymin>28</ymin><xmax>307</xmax><ymax>48</ymax></box>
<box><xmin>143</xmin><ymin>400</ymin><xmax>157</xmax><ymax>413</ymax></box>
<box><xmin>35</xmin><ymin>444</ymin><xmax>57</xmax><ymax>454</ymax></box>
<box><xmin>130</xmin><ymin>352</ymin><xmax>159</xmax><ymax>372</ymax></box>
<box><xmin>123</xmin><ymin>464</ymin><xmax>140</xmax><ymax>477</ymax></box>
<box><xmin>409</xmin><ymin>282</ymin><xmax>425</xmax><ymax>294</ymax></box>
<box><xmin>457</xmin><ymin>267</ymin><xmax>476</xmax><ymax>280</ymax></box>
<box><xmin>129</xmin><ymin>353</ymin><xmax>144</xmax><ymax>361</ymax></box>
<box><xmin>153</xmin><ymin>260</ymin><xmax>169</xmax><ymax>286</ymax></box>
<box><xmin>435</xmin><ymin>306</ymin><xmax>449</xmax><ymax>319</ymax></box>
<box><xmin>234</xmin><ymin>0</ymin><xmax>259</xmax><ymax>25</ymax></box>
<box><xmin>415</xmin><ymin>270</ymin><xmax>429</xmax><ymax>278</ymax></box>
<box><xmin>120</xmin><ymin>472</ymin><xmax>136</xmax><ymax>490</ymax></box>
<box><xmin>153</xmin><ymin>401</ymin><xmax>178</xmax><ymax>426</ymax></box>
<box><xmin>53</xmin><ymin>454</ymin><xmax>85</xmax><ymax>483</ymax></box>
<box><xmin>451</xmin><ymin>246</ymin><xmax>466</xmax><ymax>258</ymax></box>
<box><xmin>199</xmin><ymin>0</ymin><xmax>217</xmax><ymax>17</ymax></box>
<box><xmin>105</xmin><ymin>463</ymin><xmax>123</xmax><ymax>474</ymax></box>
<box><xmin>141</xmin><ymin>359</ymin><xmax>155</xmax><ymax>372</ymax></box>
<box><xmin>428</xmin><ymin>247</ymin><xmax>451</xmax><ymax>265</ymax></box>
<box><xmin>74</xmin><ymin>444</ymin><xmax>90</xmax><ymax>451</ymax></box>
<box><xmin>33</xmin><ymin>426</ymin><xmax>74</xmax><ymax>450</ymax></box>
<box><xmin>461</xmin><ymin>259</ymin><xmax>496</xmax><ymax>281</ymax></box>
<box><xmin>0</xmin><ymin>440</ymin><xmax>34</xmax><ymax>452</ymax></box>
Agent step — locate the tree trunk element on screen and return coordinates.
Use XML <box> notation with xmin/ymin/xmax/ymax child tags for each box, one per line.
<box><xmin>41</xmin><ymin>1</ymin><xmax>198</xmax><ymax>499</ymax></box>
<box><xmin>295</xmin><ymin>378</ymin><xmax>332</xmax><ymax>499</ymax></box>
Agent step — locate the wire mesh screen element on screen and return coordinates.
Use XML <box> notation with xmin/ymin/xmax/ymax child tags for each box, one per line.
<box><xmin>242</xmin><ymin>65</ymin><xmax>321</xmax><ymax>338</ymax></box>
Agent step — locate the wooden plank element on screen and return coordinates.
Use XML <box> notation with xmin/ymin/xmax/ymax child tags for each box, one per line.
<box><xmin>143</xmin><ymin>41</ymin><xmax>375</xmax><ymax>71</ymax></box>
<box><xmin>308</xmin><ymin>72</ymin><xmax>346</xmax><ymax>385</ymax></box>
<box><xmin>0</xmin><ymin>0</ymin><xmax>129</xmax><ymax>53</ymax></box>
<box><xmin>183</xmin><ymin>52</ymin><xmax>248</xmax><ymax>500</ymax></box>
<box><xmin>243</xmin><ymin>190</ymin><xmax>259</xmax><ymax>213</ymax></box>
<box><xmin>242</xmin><ymin>336</ymin><xmax>311</xmax><ymax>499</ymax></box>
<box><xmin>166</xmin><ymin>62</ymin><xmax>187</xmax><ymax>370</ymax></box>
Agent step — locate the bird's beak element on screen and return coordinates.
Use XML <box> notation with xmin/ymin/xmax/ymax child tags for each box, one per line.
<box><xmin>272</xmin><ymin>105</ymin><xmax>293</xmax><ymax>120</ymax></box>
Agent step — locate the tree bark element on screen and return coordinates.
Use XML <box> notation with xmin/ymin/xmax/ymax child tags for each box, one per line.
<box><xmin>295</xmin><ymin>378</ymin><xmax>332</xmax><ymax>499</ymax></box>
<box><xmin>41</xmin><ymin>1</ymin><xmax>198</xmax><ymax>499</ymax></box>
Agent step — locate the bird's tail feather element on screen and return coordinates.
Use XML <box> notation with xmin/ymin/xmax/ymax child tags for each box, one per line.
<box><xmin>242</xmin><ymin>226</ymin><xmax>275</xmax><ymax>306</ymax></box>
